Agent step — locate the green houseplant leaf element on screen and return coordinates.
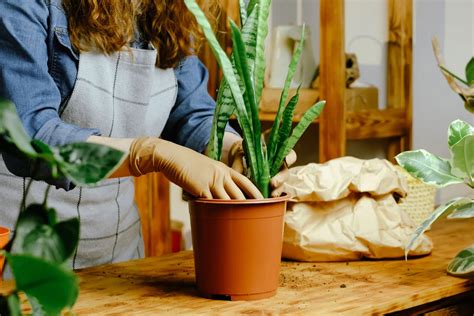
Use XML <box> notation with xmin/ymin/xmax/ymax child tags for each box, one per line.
<box><xmin>184</xmin><ymin>0</ymin><xmax>260</xmax><ymax>188</ymax></box>
<box><xmin>275</xmin><ymin>86</ymin><xmax>301</xmax><ymax>156</ymax></box>
<box><xmin>6</xmin><ymin>254</ymin><xmax>79</xmax><ymax>315</ymax></box>
<box><xmin>22</xmin><ymin>225</ymin><xmax>66</xmax><ymax>263</ymax></box>
<box><xmin>0</xmin><ymin>98</ymin><xmax>37</xmax><ymax>157</ymax></box>
<box><xmin>239</xmin><ymin>0</ymin><xmax>247</xmax><ymax>25</ymax></box>
<box><xmin>439</xmin><ymin>65</ymin><xmax>470</xmax><ymax>86</ymax></box>
<box><xmin>465</xmin><ymin>57</ymin><xmax>474</xmax><ymax>86</ymax></box>
<box><xmin>22</xmin><ymin>219</ymin><xmax>79</xmax><ymax>264</ymax></box>
<box><xmin>395</xmin><ymin>149</ymin><xmax>463</xmax><ymax>187</ymax></box>
<box><xmin>0</xmin><ymin>294</ymin><xmax>21</xmax><ymax>316</ymax></box>
<box><xmin>448</xmin><ymin>120</ymin><xmax>473</xmax><ymax>148</ymax></box>
<box><xmin>11</xmin><ymin>204</ymin><xmax>50</xmax><ymax>255</ymax></box>
<box><xmin>450</xmin><ymin>134</ymin><xmax>474</xmax><ymax>183</ymax></box>
<box><xmin>271</xmin><ymin>101</ymin><xmax>325</xmax><ymax>176</ymax></box>
<box><xmin>253</xmin><ymin>0</ymin><xmax>271</xmax><ymax>104</ymax></box>
<box><xmin>207</xmin><ymin>6</ymin><xmax>259</xmax><ymax>161</ymax></box>
<box><xmin>0</xmin><ymin>99</ymin><xmax>126</xmax><ymax>187</ymax></box>
<box><xmin>12</xmin><ymin>205</ymin><xmax>79</xmax><ymax>264</ymax></box>
<box><xmin>229</xmin><ymin>20</ymin><xmax>269</xmax><ymax>194</ymax></box>
<box><xmin>447</xmin><ymin>201</ymin><xmax>474</xmax><ymax>219</ymax></box>
<box><xmin>267</xmin><ymin>26</ymin><xmax>306</xmax><ymax>162</ymax></box>
<box><xmin>57</xmin><ymin>142</ymin><xmax>126</xmax><ymax>186</ymax></box>
<box><xmin>447</xmin><ymin>245</ymin><xmax>474</xmax><ymax>277</ymax></box>
<box><xmin>53</xmin><ymin>218</ymin><xmax>80</xmax><ymax>261</ymax></box>
<box><xmin>247</xmin><ymin>0</ymin><xmax>258</xmax><ymax>15</ymax></box>
<box><xmin>405</xmin><ymin>197</ymin><xmax>473</xmax><ymax>258</ymax></box>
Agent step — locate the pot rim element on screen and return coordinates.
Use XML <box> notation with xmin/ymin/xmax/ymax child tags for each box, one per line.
<box><xmin>190</xmin><ymin>192</ymin><xmax>291</xmax><ymax>205</ymax></box>
<box><xmin>0</xmin><ymin>227</ymin><xmax>9</xmax><ymax>236</ymax></box>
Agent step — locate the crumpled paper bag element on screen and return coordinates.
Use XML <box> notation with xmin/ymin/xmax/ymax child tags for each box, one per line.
<box><xmin>282</xmin><ymin>157</ymin><xmax>433</xmax><ymax>261</ymax></box>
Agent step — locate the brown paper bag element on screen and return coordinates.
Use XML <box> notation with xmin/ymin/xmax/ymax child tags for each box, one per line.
<box><xmin>282</xmin><ymin>157</ymin><xmax>433</xmax><ymax>261</ymax></box>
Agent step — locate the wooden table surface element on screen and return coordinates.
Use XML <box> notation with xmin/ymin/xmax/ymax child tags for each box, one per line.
<box><xmin>67</xmin><ymin>218</ymin><xmax>474</xmax><ymax>315</ymax></box>
<box><xmin>2</xmin><ymin>219</ymin><xmax>473</xmax><ymax>314</ymax></box>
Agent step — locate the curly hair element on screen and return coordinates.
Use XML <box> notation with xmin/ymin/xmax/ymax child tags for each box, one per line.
<box><xmin>62</xmin><ymin>0</ymin><xmax>220</xmax><ymax>69</ymax></box>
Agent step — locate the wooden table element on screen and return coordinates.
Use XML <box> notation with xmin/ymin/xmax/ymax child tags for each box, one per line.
<box><xmin>3</xmin><ymin>219</ymin><xmax>474</xmax><ymax>314</ymax></box>
<box><xmin>70</xmin><ymin>218</ymin><xmax>473</xmax><ymax>314</ymax></box>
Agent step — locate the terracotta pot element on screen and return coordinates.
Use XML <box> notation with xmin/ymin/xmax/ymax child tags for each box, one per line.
<box><xmin>189</xmin><ymin>194</ymin><xmax>289</xmax><ymax>301</ymax></box>
<box><xmin>0</xmin><ymin>226</ymin><xmax>10</xmax><ymax>280</ymax></box>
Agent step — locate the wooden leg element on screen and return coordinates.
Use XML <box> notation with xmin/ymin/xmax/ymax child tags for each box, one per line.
<box><xmin>387</xmin><ymin>137</ymin><xmax>404</xmax><ymax>164</ymax></box>
<box><xmin>134</xmin><ymin>173</ymin><xmax>172</xmax><ymax>257</ymax></box>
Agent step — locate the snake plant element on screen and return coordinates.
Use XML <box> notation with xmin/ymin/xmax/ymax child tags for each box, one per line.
<box><xmin>185</xmin><ymin>0</ymin><xmax>325</xmax><ymax>198</ymax></box>
<box><xmin>396</xmin><ymin>119</ymin><xmax>474</xmax><ymax>278</ymax></box>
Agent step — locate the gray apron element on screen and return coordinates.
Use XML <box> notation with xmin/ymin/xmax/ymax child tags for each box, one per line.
<box><xmin>0</xmin><ymin>47</ymin><xmax>178</xmax><ymax>270</ymax></box>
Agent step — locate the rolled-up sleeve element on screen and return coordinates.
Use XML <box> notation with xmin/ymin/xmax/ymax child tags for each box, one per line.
<box><xmin>162</xmin><ymin>56</ymin><xmax>237</xmax><ymax>153</ymax></box>
<box><xmin>0</xmin><ymin>1</ymin><xmax>100</xmax><ymax>187</ymax></box>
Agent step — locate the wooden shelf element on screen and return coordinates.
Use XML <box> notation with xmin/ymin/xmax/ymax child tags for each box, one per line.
<box><xmin>257</xmin><ymin>108</ymin><xmax>407</xmax><ymax>141</ymax></box>
<box><xmin>202</xmin><ymin>0</ymin><xmax>412</xmax><ymax>162</ymax></box>
<box><xmin>346</xmin><ymin>109</ymin><xmax>408</xmax><ymax>140</ymax></box>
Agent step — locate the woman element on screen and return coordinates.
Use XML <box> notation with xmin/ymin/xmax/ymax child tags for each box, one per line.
<box><xmin>0</xmin><ymin>0</ymin><xmax>292</xmax><ymax>270</ymax></box>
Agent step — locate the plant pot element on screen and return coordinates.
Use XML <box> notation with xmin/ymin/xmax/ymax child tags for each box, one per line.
<box><xmin>189</xmin><ymin>194</ymin><xmax>290</xmax><ymax>301</ymax></box>
<box><xmin>0</xmin><ymin>226</ymin><xmax>10</xmax><ymax>280</ymax></box>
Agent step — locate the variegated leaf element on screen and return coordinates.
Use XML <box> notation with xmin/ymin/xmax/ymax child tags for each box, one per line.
<box><xmin>395</xmin><ymin>150</ymin><xmax>463</xmax><ymax>187</ymax></box>
<box><xmin>448</xmin><ymin>201</ymin><xmax>474</xmax><ymax>219</ymax></box>
<box><xmin>447</xmin><ymin>245</ymin><xmax>474</xmax><ymax>278</ymax></box>
<box><xmin>448</xmin><ymin>119</ymin><xmax>473</xmax><ymax>148</ymax></box>
<box><xmin>450</xmin><ymin>134</ymin><xmax>474</xmax><ymax>183</ymax></box>
<box><xmin>405</xmin><ymin>197</ymin><xmax>473</xmax><ymax>258</ymax></box>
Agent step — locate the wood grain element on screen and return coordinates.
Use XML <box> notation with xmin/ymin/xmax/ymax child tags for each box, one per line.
<box><xmin>319</xmin><ymin>0</ymin><xmax>346</xmax><ymax>162</ymax></box>
<box><xmin>134</xmin><ymin>173</ymin><xmax>171</xmax><ymax>257</ymax></box>
<box><xmin>346</xmin><ymin>109</ymin><xmax>408</xmax><ymax>140</ymax></box>
<box><xmin>37</xmin><ymin>219</ymin><xmax>473</xmax><ymax>314</ymax></box>
<box><xmin>387</xmin><ymin>0</ymin><xmax>413</xmax><ymax>155</ymax></box>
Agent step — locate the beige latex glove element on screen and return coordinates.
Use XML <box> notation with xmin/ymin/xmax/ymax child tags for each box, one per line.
<box><xmin>227</xmin><ymin>139</ymin><xmax>297</xmax><ymax>197</ymax></box>
<box><xmin>88</xmin><ymin>135</ymin><xmax>263</xmax><ymax>199</ymax></box>
<box><xmin>128</xmin><ymin>137</ymin><xmax>263</xmax><ymax>200</ymax></box>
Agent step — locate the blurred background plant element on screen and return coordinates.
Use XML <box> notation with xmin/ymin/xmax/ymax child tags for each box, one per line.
<box><xmin>0</xmin><ymin>99</ymin><xmax>125</xmax><ymax>315</ymax></box>
<box><xmin>432</xmin><ymin>37</ymin><xmax>474</xmax><ymax>113</ymax></box>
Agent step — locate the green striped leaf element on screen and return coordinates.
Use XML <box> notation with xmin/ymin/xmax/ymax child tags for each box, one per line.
<box><xmin>450</xmin><ymin>134</ymin><xmax>474</xmax><ymax>183</ymax></box>
<box><xmin>239</xmin><ymin>0</ymin><xmax>247</xmax><ymax>25</ymax></box>
<box><xmin>230</xmin><ymin>20</ymin><xmax>264</xmax><ymax>188</ymax></box>
<box><xmin>270</xmin><ymin>101</ymin><xmax>325</xmax><ymax>176</ymax></box>
<box><xmin>247</xmin><ymin>0</ymin><xmax>258</xmax><ymax>16</ymax></box>
<box><xmin>448</xmin><ymin>120</ymin><xmax>474</xmax><ymax>149</ymax></box>
<box><xmin>395</xmin><ymin>150</ymin><xmax>463</xmax><ymax>187</ymax></box>
<box><xmin>274</xmin><ymin>86</ymin><xmax>301</xmax><ymax>166</ymax></box>
<box><xmin>447</xmin><ymin>245</ymin><xmax>474</xmax><ymax>278</ymax></box>
<box><xmin>404</xmin><ymin>197</ymin><xmax>473</xmax><ymax>259</ymax></box>
<box><xmin>267</xmin><ymin>26</ymin><xmax>306</xmax><ymax>163</ymax></box>
<box><xmin>207</xmin><ymin>6</ymin><xmax>259</xmax><ymax>161</ymax></box>
<box><xmin>253</xmin><ymin>0</ymin><xmax>271</xmax><ymax>105</ymax></box>
<box><xmin>185</xmin><ymin>0</ymin><xmax>259</xmax><ymax>184</ymax></box>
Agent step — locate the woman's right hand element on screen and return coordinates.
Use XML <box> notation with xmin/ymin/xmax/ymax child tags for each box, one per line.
<box><xmin>128</xmin><ymin>137</ymin><xmax>263</xmax><ymax>200</ymax></box>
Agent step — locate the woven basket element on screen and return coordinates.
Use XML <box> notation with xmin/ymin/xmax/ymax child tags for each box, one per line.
<box><xmin>396</xmin><ymin>166</ymin><xmax>437</xmax><ymax>227</ymax></box>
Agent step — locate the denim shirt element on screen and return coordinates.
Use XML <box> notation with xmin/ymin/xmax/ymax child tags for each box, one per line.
<box><xmin>0</xmin><ymin>0</ymin><xmax>228</xmax><ymax>189</ymax></box>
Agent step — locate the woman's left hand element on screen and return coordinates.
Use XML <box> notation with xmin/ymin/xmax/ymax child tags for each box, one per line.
<box><xmin>228</xmin><ymin>140</ymin><xmax>297</xmax><ymax>197</ymax></box>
